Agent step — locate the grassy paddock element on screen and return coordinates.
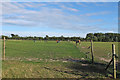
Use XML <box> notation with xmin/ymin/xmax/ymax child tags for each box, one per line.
<box><xmin>2</xmin><ymin>40</ymin><xmax>119</xmax><ymax>78</ymax></box>
<box><xmin>4</xmin><ymin>40</ymin><xmax>86</xmax><ymax>59</ymax></box>
<box><xmin>77</xmin><ymin>42</ymin><xmax>119</xmax><ymax>62</ymax></box>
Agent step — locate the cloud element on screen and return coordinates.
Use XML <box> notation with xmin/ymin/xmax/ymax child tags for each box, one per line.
<box><xmin>2</xmin><ymin>2</ymin><xmax>116</xmax><ymax>34</ymax></box>
<box><xmin>80</xmin><ymin>11</ymin><xmax>110</xmax><ymax>16</ymax></box>
<box><xmin>21</xmin><ymin>2</ymin><xmax>46</xmax><ymax>8</ymax></box>
<box><xmin>2</xmin><ymin>19</ymin><xmax>37</xmax><ymax>26</ymax></box>
<box><xmin>2</xmin><ymin>3</ymin><xmax>37</xmax><ymax>15</ymax></box>
<box><xmin>60</xmin><ymin>5</ymin><xmax>79</xmax><ymax>12</ymax></box>
<box><xmin>97</xmin><ymin>30</ymin><xmax>117</xmax><ymax>33</ymax></box>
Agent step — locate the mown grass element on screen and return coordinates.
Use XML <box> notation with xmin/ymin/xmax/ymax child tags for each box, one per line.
<box><xmin>4</xmin><ymin>40</ymin><xmax>86</xmax><ymax>59</ymax></box>
<box><xmin>2</xmin><ymin>40</ymin><xmax>119</xmax><ymax>78</ymax></box>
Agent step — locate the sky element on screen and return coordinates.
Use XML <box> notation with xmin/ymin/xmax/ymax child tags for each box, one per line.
<box><xmin>1</xmin><ymin>2</ymin><xmax>118</xmax><ymax>37</ymax></box>
<box><xmin>1</xmin><ymin>0</ymin><xmax>120</xmax><ymax>2</ymax></box>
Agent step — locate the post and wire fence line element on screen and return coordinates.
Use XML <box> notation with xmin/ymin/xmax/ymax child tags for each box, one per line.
<box><xmin>89</xmin><ymin>40</ymin><xmax>117</xmax><ymax>79</ymax></box>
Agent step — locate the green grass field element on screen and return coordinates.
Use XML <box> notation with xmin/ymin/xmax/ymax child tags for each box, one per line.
<box><xmin>2</xmin><ymin>40</ymin><xmax>119</xmax><ymax>78</ymax></box>
<box><xmin>78</xmin><ymin>42</ymin><xmax>118</xmax><ymax>62</ymax></box>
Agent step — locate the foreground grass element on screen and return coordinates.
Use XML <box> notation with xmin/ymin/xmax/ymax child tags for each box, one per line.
<box><xmin>3</xmin><ymin>60</ymin><xmax>109</xmax><ymax>78</ymax></box>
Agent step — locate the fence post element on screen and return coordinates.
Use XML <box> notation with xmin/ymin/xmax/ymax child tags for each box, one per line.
<box><xmin>91</xmin><ymin>40</ymin><xmax>94</xmax><ymax>63</ymax></box>
<box><xmin>112</xmin><ymin>44</ymin><xmax>116</xmax><ymax>79</ymax></box>
<box><xmin>119</xmin><ymin>46</ymin><xmax>120</xmax><ymax>75</ymax></box>
<box><xmin>118</xmin><ymin>43</ymin><xmax>120</xmax><ymax>73</ymax></box>
<box><xmin>3</xmin><ymin>37</ymin><xmax>5</xmax><ymax>60</ymax></box>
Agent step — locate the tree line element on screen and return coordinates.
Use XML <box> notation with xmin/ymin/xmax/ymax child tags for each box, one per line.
<box><xmin>1</xmin><ymin>33</ymin><xmax>120</xmax><ymax>42</ymax></box>
<box><xmin>86</xmin><ymin>33</ymin><xmax>120</xmax><ymax>42</ymax></box>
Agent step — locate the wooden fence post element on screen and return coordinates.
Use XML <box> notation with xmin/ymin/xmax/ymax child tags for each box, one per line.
<box><xmin>118</xmin><ymin>43</ymin><xmax>120</xmax><ymax>73</ymax></box>
<box><xmin>91</xmin><ymin>40</ymin><xmax>94</xmax><ymax>63</ymax></box>
<box><xmin>119</xmin><ymin>46</ymin><xmax>120</xmax><ymax>74</ymax></box>
<box><xmin>3</xmin><ymin>37</ymin><xmax>5</xmax><ymax>60</ymax></box>
<box><xmin>112</xmin><ymin>44</ymin><xmax>116</xmax><ymax>79</ymax></box>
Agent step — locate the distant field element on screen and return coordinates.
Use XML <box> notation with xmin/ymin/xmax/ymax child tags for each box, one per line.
<box><xmin>77</xmin><ymin>42</ymin><xmax>119</xmax><ymax>62</ymax></box>
<box><xmin>2</xmin><ymin>40</ymin><xmax>119</xmax><ymax>78</ymax></box>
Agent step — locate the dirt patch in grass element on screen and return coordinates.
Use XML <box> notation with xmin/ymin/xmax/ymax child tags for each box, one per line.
<box><xmin>3</xmin><ymin>57</ymin><xmax>87</xmax><ymax>63</ymax></box>
<box><xmin>98</xmin><ymin>57</ymin><xmax>111</xmax><ymax>63</ymax></box>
